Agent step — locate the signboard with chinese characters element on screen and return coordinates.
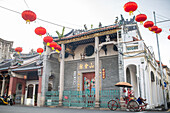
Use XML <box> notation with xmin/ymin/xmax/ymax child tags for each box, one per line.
<box><xmin>78</xmin><ymin>61</ymin><xmax>95</xmax><ymax>70</ymax></box>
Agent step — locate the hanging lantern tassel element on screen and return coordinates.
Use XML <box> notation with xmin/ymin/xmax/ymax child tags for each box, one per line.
<box><xmin>52</xmin><ymin>47</ymin><xmax>55</xmax><ymax>50</ymax></box>
<box><xmin>39</xmin><ymin>53</ymin><xmax>41</xmax><ymax>55</ymax></box>
<box><xmin>129</xmin><ymin>11</ymin><xmax>133</xmax><ymax>16</ymax></box>
<box><xmin>148</xmin><ymin>27</ymin><xmax>151</xmax><ymax>30</ymax></box>
<box><xmin>26</xmin><ymin>20</ymin><xmax>30</xmax><ymax>24</ymax></box>
<box><xmin>56</xmin><ymin>49</ymin><xmax>60</xmax><ymax>53</ymax></box>
<box><xmin>47</xmin><ymin>42</ymin><xmax>50</xmax><ymax>46</ymax></box>
<box><xmin>17</xmin><ymin>52</ymin><xmax>20</xmax><ymax>54</ymax></box>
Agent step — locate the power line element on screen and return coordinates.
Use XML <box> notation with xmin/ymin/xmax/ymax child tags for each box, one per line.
<box><xmin>0</xmin><ymin>5</ymin><xmax>20</xmax><ymax>14</ymax></box>
<box><xmin>24</xmin><ymin>0</ymin><xmax>29</xmax><ymax>9</ymax></box>
<box><xmin>0</xmin><ymin>5</ymin><xmax>76</xmax><ymax>30</ymax></box>
<box><xmin>156</xmin><ymin>13</ymin><xmax>170</xmax><ymax>20</ymax></box>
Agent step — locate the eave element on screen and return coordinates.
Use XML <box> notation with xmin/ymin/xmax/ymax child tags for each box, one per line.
<box><xmin>54</xmin><ymin>25</ymin><xmax>121</xmax><ymax>44</ymax></box>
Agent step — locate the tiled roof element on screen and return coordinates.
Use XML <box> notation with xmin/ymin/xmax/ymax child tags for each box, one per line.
<box><xmin>54</xmin><ymin>24</ymin><xmax>120</xmax><ymax>42</ymax></box>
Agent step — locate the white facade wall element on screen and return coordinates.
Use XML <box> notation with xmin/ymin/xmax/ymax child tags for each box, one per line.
<box><xmin>122</xmin><ymin>25</ymin><xmax>167</xmax><ymax>109</ymax></box>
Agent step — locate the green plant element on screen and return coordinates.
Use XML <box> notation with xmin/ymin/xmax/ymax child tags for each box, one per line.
<box><xmin>167</xmin><ymin>93</ymin><xmax>169</xmax><ymax>100</ymax></box>
<box><xmin>56</xmin><ymin>27</ymin><xmax>65</xmax><ymax>39</ymax></box>
<box><xmin>34</xmin><ymin>95</ymin><xmax>37</xmax><ymax>102</ymax></box>
<box><xmin>13</xmin><ymin>93</ymin><xmax>16</xmax><ymax>103</ymax></box>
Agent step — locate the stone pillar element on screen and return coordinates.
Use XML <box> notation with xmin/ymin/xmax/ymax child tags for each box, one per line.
<box><xmin>59</xmin><ymin>44</ymin><xmax>65</xmax><ymax>106</ymax></box>
<box><xmin>21</xmin><ymin>79</ymin><xmax>26</xmax><ymax>105</ymax></box>
<box><xmin>37</xmin><ymin>75</ymin><xmax>42</xmax><ymax>107</ymax></box>
<box><xmin>41</xmin><ymin>46</ymin><xmax>51</xmax><ymax>106</ymax></box>
<box><xmin>8</xmin><ymin>77</ymin><xmax>17</xmax><ymax>96</ymax></box>
<box><xmin>95</xmin><ymin>36</ymin><xmax>100</xmax><ymax>108</ymax></box>
<box><xmin>33</xmin><ymin>84</ymin><xmax>36</xmax><ymax>106</ymax></box>
<box><xmin>1</xmin><ymin>76</ymin><xmax>5</xmax><ymax>96</ymax></box>
<box><xmin>117</xmin><ymin>30</ymin><xmax>125</xmax><ymax>97</ymax></box>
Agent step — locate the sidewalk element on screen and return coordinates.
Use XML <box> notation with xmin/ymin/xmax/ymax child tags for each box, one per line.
<box><xmin>13</xmin><ymin>104</ymin><xmax>170</xmax><ymax>112</ymax></box>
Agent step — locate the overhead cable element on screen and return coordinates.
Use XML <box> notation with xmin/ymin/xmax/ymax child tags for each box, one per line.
<box><xmin>0</xmin><ymin>5</ymin><xmax>75</xmax><ymax>29</ymax></box>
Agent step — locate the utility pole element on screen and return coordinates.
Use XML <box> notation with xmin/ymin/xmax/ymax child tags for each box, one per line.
<box><xmin>153</xmin><ymin>11</ymin><xmax>168</xmax><ymax>110</ymax></box>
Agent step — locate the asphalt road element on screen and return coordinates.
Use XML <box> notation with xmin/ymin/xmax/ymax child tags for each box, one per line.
<box><xmin>0</xmin><ymin>105</ymin><xmax>167</xmax><ymax>113</ymax></box>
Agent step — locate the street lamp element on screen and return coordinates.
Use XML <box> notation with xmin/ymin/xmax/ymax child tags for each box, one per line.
<box><xmin>153</xmin><ymin>11</ymin><xmax>168</xmax><ymax>110</ymax></box>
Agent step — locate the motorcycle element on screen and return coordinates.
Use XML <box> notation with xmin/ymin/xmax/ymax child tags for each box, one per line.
<box><xmin>0</xmin><ymin>95</ymin><xmax>13</xmax><ymax>105</ymax></box>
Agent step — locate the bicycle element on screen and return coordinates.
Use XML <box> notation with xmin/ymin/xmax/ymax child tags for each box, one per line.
<box><xmin>108</xmin><ymin>97</ymin><xmax>139</xmax><ymax>111</ymax></box>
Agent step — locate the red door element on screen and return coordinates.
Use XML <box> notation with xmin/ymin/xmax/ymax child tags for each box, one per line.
<box><xmin>83</xmin><ymin>72</ymin><xmax>95</xmax><ymax>92</ymax></box>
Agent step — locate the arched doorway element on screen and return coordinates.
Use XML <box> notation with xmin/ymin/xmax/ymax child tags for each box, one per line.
<box><xmin>48</xmin><ymin>83</ymin><xmax>53</xmax><ymax>91</ymax></box>
<box><xmin>15</xmin><ymin>83</ymin><xmax>23</xmax><ymax>104</ymax></box>
<box><xmin>26</xmin><ymin>84</ymin><xmax>34</xmax><ymax>105</ymax></box>
<box><xmin>126</xmin><ymin>67</ymin><xmax>131</xmax><ymax>84</ymax></box>
<box><xmin>126</xmin><ymin>65</ymin><xmax>138</xmax><ymax>97</ymax></box>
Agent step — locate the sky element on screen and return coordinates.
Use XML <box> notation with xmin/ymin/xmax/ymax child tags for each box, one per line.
<box><xmin>0</xmin><ymin>0</ymin><xmax>170</xmax><ymax>66</ymax></box>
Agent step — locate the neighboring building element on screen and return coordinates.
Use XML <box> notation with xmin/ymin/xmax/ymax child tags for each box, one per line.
<box><xmin>0</xmin><ymin>38</ymin><xmax>13</xmax><ymax>96</ymax></box>
<box><xmin>122</xmin><ymin>30</ymin><xmax>169</xmax><ymax>108</ymax></box>
<box><xmin>0</xmin><ymin>38</ymin><xmax>13</xmax><ymax>62</ymax></box>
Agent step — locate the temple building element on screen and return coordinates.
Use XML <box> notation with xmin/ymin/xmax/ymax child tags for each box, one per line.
<box><xmin>0</xmin><ymin>16</ymin><xmax>169</xmax><ymax>108</ymax></box>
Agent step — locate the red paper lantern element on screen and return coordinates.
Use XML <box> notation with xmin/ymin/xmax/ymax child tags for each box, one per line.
<box><xmin>144</xmin><ymin>21</ymin><xmax>154</xmax><ymax>29</ymax></box>
<box><xmin>15</xmin><ymin>47</ymin><xmax>23</xmax><ymax>54</ymax></box>
<box><xmin>168</xmin><ymin>35</ymin><xmax>170</xmax><ymax>40</ymax></box>
<box><xmin>155</xmin><ymin>28</ymin><xmax>162</xmax><ymax>34</ymax></box>
<box><xmin>22</xmin><ymin>10</ymin><xmax>36</xmax><ymax>24</ymax></box>
<box><xmin>135</xmin><ymin>14</ymin><xmax>147</xmax><ymax>24</ymax></box>
<box><xmin>43</xmin><ymin>36</ymin><xmax>53</xmax><ymax>46</ymax></box>
<box><xmin>35</xmin><ymin>27</ymin><xmax>46</xmax><ymax>36</ymax></box>
<box><xmin>149</xmin><ymin>26</ymin><xmax>158</xmax><ymax>33</ymax></box>
<box><xmin>54</xmin><ymin>44</ymin><xmax>62</xmax><ymax>53</ymax></box>
<box><xmin>124</xmin><ymin>1</ymin><xmax>138</xmax><ymax>15</ymax></box>
<box><xmin>37</xmin><ymin>48</ymin><xmax>44</xmax><ymax>55</ymax></box>
<box><xmin>49</xmin><ymin>42</ymin><xmax>57</xmax><ymax>50</ymax></box>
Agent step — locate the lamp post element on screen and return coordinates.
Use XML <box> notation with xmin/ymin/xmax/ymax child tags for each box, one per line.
<box><xmin>153</xmin><ymin>11</ymin><xmax>168</xmax><ymax>110</ymax></box>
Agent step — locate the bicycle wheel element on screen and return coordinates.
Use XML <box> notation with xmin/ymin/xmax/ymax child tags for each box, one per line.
<box><xmin>127</xmin><ymin>100</ymin><xmax>139</xmax><ymax>111</ymax></box>
<box><xmin>108</xmin><ymin>100</ymin><xmax>118</xmax><ymax>111</ymax></box>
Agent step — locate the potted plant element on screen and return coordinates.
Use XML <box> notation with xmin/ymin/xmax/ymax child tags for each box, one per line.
<box><xmin>34</xmin><ymin>94</ymin><xmax>37</xmax><ymax>106</ymax></box>
<box><xmin>13</xmin><ymin>94</ymin><xmax>16</xmax><ymax>105</ymax></box>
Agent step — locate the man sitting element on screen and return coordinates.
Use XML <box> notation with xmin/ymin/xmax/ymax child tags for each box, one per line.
<box><xmin>137</xmin><ymin>97</ymin><xmax>147</xmax><ymax>105</ymax></box>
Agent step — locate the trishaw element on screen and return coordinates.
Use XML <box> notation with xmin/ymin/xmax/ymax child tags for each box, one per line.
<box><xmin>0</xmin><ymin>95</ymin><xmax>13</xmax><ymax>106</ymax></box>
<box><xmin>108</xmin><ymin>82</ymin><xmax>147</xmax><ymax>111</ymax></box>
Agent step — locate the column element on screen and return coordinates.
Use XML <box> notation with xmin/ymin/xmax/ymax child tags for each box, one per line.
<box><xmin>117</xmin><ymin>30</ymin><xmax>125</xmax><ymax>97</ymax></box>
<box><xmin>137</xmin><ymin>65</ymin><xmax>141</xmax><ymax>97</ymax></box>
<box><xmin>37</xmin><ymin>74</ymin><xmax>42</xmax><ymax>107</ymax></box>
<box><xmin>41</xmin><ymin>46</ymin><xmax>51</xmax><ymax>106</ymax></box>
<box><xmin>1</xmin><ymin>76</ymin><xmax>5</xmax><ymax>96</ymax></box>
<box><xmin>20</xmin><ymin>79</ymin><xmax>26</xmax><ymax>105</ymax></box>
<box><xmin>95</xmin><ymin>36</ymin><xmax>100</xmax><ymax>108</ymax></box>
<box><xmin>33</xmin><ymin>84</ymin><xmax>36</xmax><ymax>106</ymax></box>
<box><xmin>59</xmin><ymin>44</ymin><xmax>65</xmax><ymax>106</ymax></box>
<box><xmin>8</xmin><ymin>77</ymin><xmax>17</xmax><ymax>97</ymax></box>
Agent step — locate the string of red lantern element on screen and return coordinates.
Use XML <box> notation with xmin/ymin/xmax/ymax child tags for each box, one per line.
<box><xmin>123</xmin><ymin>1</ymin><xmax>166</xmax><ymax>36</ymax></box>
<box><xmin>15</xmin><ymin>47</ymin><xmax>23</xmax><ymax>54</ymax></box>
